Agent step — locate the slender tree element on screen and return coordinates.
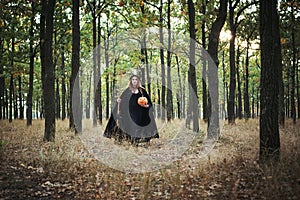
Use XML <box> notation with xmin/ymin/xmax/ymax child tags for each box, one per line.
<box><xmin>26</xmin><ymin>1</ymin><xmax>35</xmax><ymax>126</ymax></box>
<box><xmin>70</xmin><ymin>0</ymin><xmax>82</xmax><ymax>134</ymax></box>
<box><xmin>187</xmin><ymin>0</ymin><xmax>199</xmax><ymax>132</ymax></box>
<box><xmin>207</xmin><ymin>0</ymin><xmax>228</xmax><ymax>139</ymax></box>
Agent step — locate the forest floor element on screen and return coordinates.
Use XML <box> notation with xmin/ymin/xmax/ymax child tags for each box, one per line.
<box><xmin>0</xmin><ymin>118</ymin><xmax>299</xmax><ymax>199</ymax></box>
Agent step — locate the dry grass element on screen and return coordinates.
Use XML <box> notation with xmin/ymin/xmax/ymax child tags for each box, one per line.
<box><xmin>0</xmin><ymin>118</ymin><xmax>299</xmax><ymax>199</ymax></box>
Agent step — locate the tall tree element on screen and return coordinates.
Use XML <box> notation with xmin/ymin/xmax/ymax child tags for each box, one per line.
<box><xmin>259</xmin><ymin>0</ymin><xmax>281</xmax><ymax>160</ymax></box>
<box><xmin>227</xmin><ymin>0</ymin><xmax>237</xmax><ymax>124</ymax></box>
<box><xmin>26</xmin><ymin>1</ymin><xmax>35</xmax><ymax>126</ymax></box>
<box><xmin>0</xmin><ymin>38</ymin><xmax>3</xmax><ymax>120</ymax></box>
<box><xmin>159</xmin><ymin>0</ymin><xmax>166</xmax><ymax>120</ymax></box>
<box><xmin>43</xmin><ymin>0</ymin><xmax>56</xmax><ymax>141</ymax></box>
<box><xmin>187</xmin><ymin>0</ymin><xmax>199</xmax><ymax>132</ymax></box>
<box><xmin>166</xmin><ymin>0</ymin><xmax>174</xmax><ymax>121</ymax></box>
<box><xmin>207</xmin><ymin>0</ymin><xmax>228</xmax><ymax>139</ymax></box>
<box><xmin>70</xmin><ymin>0</ymin><xmax>82</xmax><ymax>134</ymax></box>
<box><xmin>290</xmin><ymin>3</ymin><xmax>296</xmax><ymax>124</ymax></box>
<box><xmin>201</xmin><ymin>0</ymin><xmax>208</xmax><ymax>122</ymax></box>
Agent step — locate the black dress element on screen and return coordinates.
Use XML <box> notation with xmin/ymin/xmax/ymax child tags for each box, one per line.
<box><xmin>103</xmin><ymin>87</ymin><xmax>159</xmax><ymax>142</ymax></box>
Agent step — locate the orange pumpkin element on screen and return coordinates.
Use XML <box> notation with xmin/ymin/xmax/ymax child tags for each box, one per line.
<box><xmin>137</xmin><ymin>97</ymin><xmax>148</xmax><ymax>106</ymax></box>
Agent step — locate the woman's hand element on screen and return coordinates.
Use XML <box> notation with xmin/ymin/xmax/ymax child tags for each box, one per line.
<box><xmin>141</xmin><ymin>104</ymin><xmax>149</xmax><ymax>108</ymax></box>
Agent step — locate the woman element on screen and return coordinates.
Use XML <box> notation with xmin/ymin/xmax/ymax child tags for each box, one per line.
<box><xmin>103</xmin><ymin>75</ymin><xmax>159</xmax><ymax>143</ymax></box>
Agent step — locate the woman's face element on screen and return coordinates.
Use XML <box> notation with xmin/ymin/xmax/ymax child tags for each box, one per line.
<box><xmin>131</xmin><ymin>76</ymin><xmax>138</xmax><ymax>87</ymax></box>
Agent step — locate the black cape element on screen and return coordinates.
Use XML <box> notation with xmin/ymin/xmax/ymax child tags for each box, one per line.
<box><xmin>103</xmin><ymin>87</ymin><xmax>159</xmax><ymax>141</ymax></box>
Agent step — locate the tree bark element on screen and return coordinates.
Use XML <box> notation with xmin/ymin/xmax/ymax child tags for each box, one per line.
<box><xmin>70</xmin><ymin>0</ymin><xmax>82</xmax><ymax>134</ymax></box>
<box><xmin>0</xmin><ymin>39</ymin><xmax>3</xmax><ymax>120</ymax></box>
<box><xmin>236</xmin><ymin>46</ymin><xmax>242</xmax><ymax>119</ymax></box>
<box><xmin>207</xmin><ymin>0</ymin><xmax>227</xmax><ymax>139</ymax></box>
<box><xmin>26</xmin><ymin>1</ymin><xmax>35</xmax><ymax>125</ymax></box>
<box><xmin>9</xmin><ymin>36</ymin><xmax>15</xmax><ymax>123</ymax></box>
<box><xmin>61</xmin><ymin>47</ymin><xmax>66</xmax><ymax>120</ymax></box>
<box><xmin>290</xmin><ymin>4</ymin><xmax>296</xmax><ymax>124</ymax></box>
<box><xmin>228</xmin><ymin>0</ymin><xmax>236</xmax><ymax>124</ymax></box>
<box><xmin>166</xmin><ymin>0</ymin><xmax>174</xmax><ymax>121</ymax></box>
<box><xmin>43</xmin><ymin>0</ymin><xmax>56</xmax><ymax>141</ymax></box>
<box><xmin>159</xmin><ymin>0</ymin><xmax>166</xmax><ymax>120</ymax></box>
<box><xmin>259</xmin><ymin>0</ymin><xmax>281</xmax><ymax>161</ymax></box>
<box><xmin>188</xmin><ymin>0</ymin><xmax>199</xmax><ymax>132</ymax></box>
<box><xmin>244</xmin><ymin>41</ymin><xmax>250</xmax><ymax>120</ymax></box>
<box><xmin>97</xmin><ymin>15</ymin><xmax>102</xmax><ymax>124</ymax></box>
<box><xmin>201</xmin><ymin>0</ymin><xmax>208</xmax><ymax>122</ymax></box>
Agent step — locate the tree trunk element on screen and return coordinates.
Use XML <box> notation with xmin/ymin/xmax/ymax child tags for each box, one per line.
<box><xmin>92</xmin><ymin>6</ymin><xmax>98</xmax><ymax>127</ymax></box>
<box><xmin>207</xmin><ymin>0</ymin><xmax>227</xmax><ymax>139</ymax></box>
<box><xmin>0</xmin><ymin>39</ymin><xmax>3</xmax><ymax>120</ymax></box>
<box><xmin>259</xmin><ymin>0</ymin><xmax>281</xmax><ymax>161</ymax></box>
<box><xmin>159</xmin><ymin>0</ymin><xmax>166</xmax><ymax>121</ymax></box>
<box><xmin>166</xmin><ymin>0</ymin><xmax>173</xmax><ymax>121</ymax></box>
<box><xmin>290</xmin><ymin>5</ymin><xmax>296</xmax><ymax>124</ymax></box>
<box><xmin>70</xmin><ymin>0</ymin><xmax>82</xmax><ymax>134</ymax></box>
<box><xmin>228</xmin><ymin>0</ymin><xmax>236</xmax><ymax>124</ymax></box>
<box><xmin>222</xmin><ymin>51</ymin><xmax>227</xmax><ymax>119</ymax></box>
<box><xmin>56</xmin><ymin>78</ymin><xmax>60</xmax><ymax>119</ymax></box>
<box><xmin>176</xmin><ymin>55</ymin><xmax>183</xmax><ymax>119</ymax></box>
<box><xmin>43</xmin><ymin>0</ymin><xmax>56</xmax><ymax>141</ymax></box>
<box><xmin>40</xmin><ymin>0</ymin><xmax>46</xmax><ymax>120</ymax></box>
<box><xmin>9</xmin><ymin>36</ymin><xmax>15</xmax><ymax>123</ymax></box>
<box><xmin>236</xmin><ymin>47</ymin><xmax>242</xmax><ymax>119</ymax></box>
<box><xmin>26</xmin><ymin>1</ymin><xmax>35</xmax><ymax>125</ymax></box>
<box><xmin>97</xmin><ymin>15</ymin><xmax>102</xmax><ymax>124</ymax></box>
<box><xmin>61</xmin><ymin>47</ymin><xmax>66</xmax><ymax>120</ymax></box>
<box><xmin>201</xmin><ymin>0</ymin><xmax>208</xmax><ymax>122</ymax></box>
<box><xmin>18</xmin><ymin>76</ymin><xmax>23</xmax><ymax>119</ymax></box>
<box><xmin>86</xmin><ymin>72</ymin><xmax>91</xmax><ymax>119</ymax></box>
<box><xmin>188</xmin><ymin>0</ymin><xmax>199</xmax><ymax>132</ymax></box>
<box><xmin>244</xmin><ymin>41</ymin><xmax>250</xmax><ymax>120</ymax></box>
<box><xmin>297</xmin><ymin>58</ymin><xmax>300</xmax><ymax>119</ymax></box>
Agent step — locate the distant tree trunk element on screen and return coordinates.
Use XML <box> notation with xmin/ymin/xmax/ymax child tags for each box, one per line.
<box><xmin>159</xmin><ymin>0</ymin><xmax>166</xmax><ymax>120</ymax></box>
<box><xmin>92</xmin><ymin>6</ymin><xmax>98</xmax><ymax>127</ymax></box>
<box><xmin>86</xmin><ymin>72</ymin><xmax>91</xmax><ymax>119</ymax></box>
<box><xmin>70</xmin><ymin>0</ymin><xmax>82</xmax><ymax>134</ymax></box>
<box><xmin>236</xmin><ymin>47</ymin><xmax>242</xmax><ymax>119</ymax></box>
<box><xmin>228</xmin><ymin>0</ymin><xmax>236</xmax><ymax>124</ymax></box>
<box><xmin>251</xmin><ymin>83</ymin><xmax>255</xmax><ymax>118</ymax></box>
<box><xmin>244</xmin><ymin>41</ymin><xmax>251</xmax><ymax>120</ymax></box>
<box><xmin>40</xmin><ymin>0</ymin><xmax>46</xmax><ymax>120</ymax></box>
<box><xmin>201</xmin><ymin>0</ymin><xmax>208</xmax><ymax>122</ymax></box>
<box><xmin>297</xmin><ymin>59</ymin><xmax>300</xmax><ymax>119</ymax></box>
<box><xmin>154</xmin><ymin>63</ymin><xmax>160</xmax><ymax>118</ymax></box>
<box><xmin>290</xmin><ymin>5</ymin><xmax>296</xmax><ymax>124</ymax></box>
<box><xmin>176</xmin><ymin>55</ymin><xmax>183</xmax><ymax>119</ymax></box>
<box><xmin>26</xmin><ymin>1</ymin><xmax>35</xmax><ymax>125</ymax></box>
<box><xmin>14</xmin><ymin>81</ymin><xmax>18</xmax><ymax>119</ymax></box>
<box><xmin>97</xmin><ymin>15</ymin><xmax>102</xmax><ymax>124</ymax></box>
<box><xmin>5</xmin><ymin>89</ymin><xmax>8</xmax><ymax>119</ymax></box>
<box><xmin>43</xmin><ymin>0</ymin><xmax>56</xmax><ymax>141</ymax></box>
<box><xmin>188</xmin><ymin>0</ymin><xmax>199</xmax><ymax>132</ymax></box>
<box><xmin>105</xmin><ymin>74</ymin><xmax>109</xmax><ymax>119</ymax></box>
<box><xmin>61</xmin><ymin>47</ymin><xmax>66</xmax><ymax>120</ymax></box>
<box><xmin>56</xmin><ymin>78</ymin><xmax>60</xmax><ymax>119</ymax></box>
<box><xmin>207</xmin><ymin>0</ymin><xmax>227</xmax><ymax>139</ymax></box>
<box><xmin>18</xmin><ymin>76</ymin><xmax>24</xmax><ymax>119</ymax></box>
<box><xmin>221</xmin><ymin>51</ymin><xmax>227</xmax><ymax>119</ymax></box>
<box><xmin>9</xmin><ymin>36</ymin><xmax>15</xmax><ymax>123</ymax></box>
<box><xmin>0</xmin><ymin>39</ymin><xmax>3</xmax><ymax>120</ymax></box>
<box><xmin>166</xmin><ymin>0</ymin><xmax>173</xmax><ymax>121</ymax></box>
<box><xmin>259</xmin><ymin>0</ymin><xmax>281</xmax><ymax>160</ymax></box>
